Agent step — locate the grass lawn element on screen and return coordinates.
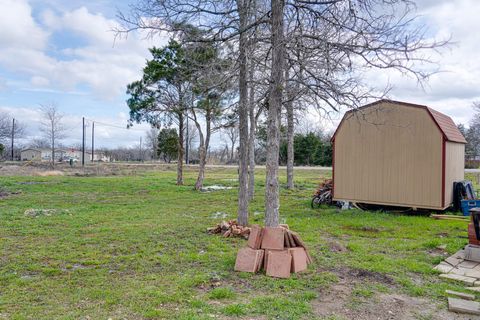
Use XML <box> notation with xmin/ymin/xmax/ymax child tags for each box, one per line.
<box><xmin>0</xmin><ymin>166</ymin><xmax>474</xmax><ymax>319</ymax></box>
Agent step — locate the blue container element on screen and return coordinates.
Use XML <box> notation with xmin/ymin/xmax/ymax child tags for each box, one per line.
<box><xmin>461</xmin><ymin>200</ymin><xmax>480</xmax><ymax>216</ymax></box>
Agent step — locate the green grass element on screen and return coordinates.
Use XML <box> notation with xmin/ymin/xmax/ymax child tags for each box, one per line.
<box><xmin>0</xmin><ymin>166</ymin><xmax>472</xmax><ymax>319</ymax></box>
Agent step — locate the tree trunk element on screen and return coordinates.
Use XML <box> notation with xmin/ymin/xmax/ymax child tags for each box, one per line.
<box><xmin>247</xmin><ymin>58</ymin><xmax>256</xmax><ymax>201</ymax></box>
<box><xmin>265</xmin><ymin>0</ymin><xmax>285</xmax><ymax>227</ymax></box>
<box><xmin>195</xmin><ymin>144</ymin><xmax>206</xmax><ymax>190</ymax></box>
<box><xmin>194</xmin><ymin>112</ymin><xmax>210</xmax><ymax>190</ymax></box>
<box><xmin>236</xmin><ymin>0</ymin><xmax>249</xmax><ymax>227</ymax></box>
<box><xmin>177</xmin><ymin>111</ymin><xmax>184</xmax><ymax>185</ymax></box>
<box><xmin>286</xmin><ymin>77</ymin><xmax>294</xmax><ymax>189</ymax></box>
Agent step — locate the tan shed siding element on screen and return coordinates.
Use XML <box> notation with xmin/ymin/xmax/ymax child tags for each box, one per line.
<box><xmin>334</xmin><ymin>102</ymin><xmax>443</xmax><ymax>208</ymax></box>
<box><xmin>444</xmin><ymin>142</ymin><xmax>465</xmax><ymax>205</ymax></box>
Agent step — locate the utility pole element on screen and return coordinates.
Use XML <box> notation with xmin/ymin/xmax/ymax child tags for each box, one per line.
<box><xmin>91</xmin><ymin>121</ymin><xmax>94</xmax><ymax>163</ymax></box>
<box><xmin>11</xmin><ymin>118</ymin><xmax>15</xmax><ymax>161</ymax></box>
<box><xmin>186</xmin><ymin>115</ymin><xmax>189</xmax><ymax>165</ymax></box>
<box><xmin>82</xmin><ymin>117</ymin><xmax>85</xmax><ymax>166</ymax></box>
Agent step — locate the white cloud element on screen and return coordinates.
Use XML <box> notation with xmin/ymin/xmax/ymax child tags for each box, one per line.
<box><xmin>0</xmin><ymin>0</ymin><xmax>49</xmax><ymax>50</ymax></box>
<box><xmin>30</xmin><ymin>76</ymin><xmax>50</xmax><ymax>87</ymax></box>
<box><xmin>348</xmin><ymin>0</ymin><xmax>480</xmax><ymax>127</ymax></box>
<box><xmin>0</xmin><ymin>0</ymin><xmax>166</xmax><ymax>100</ymax></box>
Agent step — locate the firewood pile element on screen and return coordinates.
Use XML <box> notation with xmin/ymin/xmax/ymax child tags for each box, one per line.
<box><xmin>207</xmin><ymin>220</ymin><xmax>251</xmax><ymax>239</ymax></box>
<box><xmin>234</xmin><ymin>224</ymin><xmax>312</xmax><ymax>278</ymax></box>
<box><xmin>312</xmin><ymin>179</ymin><xmax>333</xmax><ymax>207</ymax></box>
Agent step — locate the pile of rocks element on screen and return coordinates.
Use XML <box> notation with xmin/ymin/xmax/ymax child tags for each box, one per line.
<box><xmin>207</xmin><ymin>220</ymin><xmax>251</xmax><ymax>239</ymax></box>
<box><xmin>234</xmin><ymin>224</ymin><xmax>312</xmax><ymax>278</ymax></box>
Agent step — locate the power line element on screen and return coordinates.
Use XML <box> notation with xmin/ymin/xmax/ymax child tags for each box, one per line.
<box><xmin>84</xmin><ymin>118</ymin><xmax>147</xmax><ymax>132</ymax></box>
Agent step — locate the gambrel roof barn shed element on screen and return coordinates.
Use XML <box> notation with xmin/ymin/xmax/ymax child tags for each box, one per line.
<box><xmin>332</xmin><ymin>100</ymin><xmax>467</xmax><ymax>210</ymax></box>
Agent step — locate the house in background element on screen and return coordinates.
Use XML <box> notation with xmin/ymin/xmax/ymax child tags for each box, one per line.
<box><xmin>21</xmin><ymin>148</ymin><xmax>66</xmax><ymax>162</ymax></box>
<box><xmin>21</xmin><ymin>148</ymin><xmax>42</xmax><ymax>161</ymax></box>
<box><xmin>63</xmin><ymin>149</ymin><xmax>111</xmax><ymax>162</ymax></box>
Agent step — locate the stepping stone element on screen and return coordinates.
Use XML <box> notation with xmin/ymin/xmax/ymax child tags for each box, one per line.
<box><xmin>454</xmin><ymin>249</ymin><xmax>466</xmax><ymax>259</ymax></box>
<box><xmin>465</xmin><ymin>287</ymin><xmax>480</xmax><ymax>292</ymax></box>
<box><xmin>445</xmin><ymin>290</ymin><xmax>475</xmax><ymax>300</ymax></box>
<box><xmin>440</xmin><ymin>273</ymin><xmax>477</xmax><ymax>285</ymax></box>
<box><xmin>263</xmin><ymin>249</ymin><xmax>281</xmax><ymax>270</ymax></box>
<box><xmin>434</xmin><ymin>262</ymin><xmax>453</xmax><ymax>273</ymax></box>
<box><xmin>266</xmin><ymin>250</ymin><xmax>291</xmax><ymax>278</ymax></box>
<box><xmin>448</xmin><ymin>297</ymin><xmax>480</xmax><ymax>315</ymax></box>
<box><xmin>288</xmin><ymin>247</ymin><xmax>308</xmax><ymax>273</ymax></box>
<box><xmin>450</xmin><ymin>267</ymin><xmax>467</xmax><ymax>276</ymax></box>
<box><xmin>445</xmin><ymin>256</ymin><xmax>464</xmax><ymax>267</ymax></box>
<box><xmin>261</xmin><ymin>227</ymin><xmax>285</xmax><ymax>250</ymax></box>
<box><xmin>463</xmin><ymin>268</ymin><xmax>480</xmax><ymax>279</ymax></box>
<box><xmin>458</xmin><ymin>260</ymin><xmax>480</xmax><ymax>269</ymax></box>
<box><xmin>234</xmin><ymin>247</ymin><xmax>264</xmax><ymax>273</ymax></box>
<box><xmin>247</xmin><ymin>225</ymin><xmax>263</xmax><ymax>250</ymax></box>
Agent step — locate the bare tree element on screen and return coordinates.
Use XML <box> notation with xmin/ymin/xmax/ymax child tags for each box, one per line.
<box><xmin>186</xmin><ymin>122</ymin><xmax>199</xmax><ymax>159</ymax></box>
<box><xmin>222</xmin><ymin>124</ymin><xmax>239</xmax><ymax>163</ymax></box>
<box><xmin>146</xmin><ymin>127</ymin><xmax>160</xmax><ymax>160</ymax></box>
<box><xmin>119</xmin><ymin>0</ymin><xmax>448</xmax><ymax>228</ymax></box>
<box><xmin>39</xmin><ymin>104</ymin><xmax>66</xmax><ymax>167</ymax></box>
<box><xmin>0</xmin><ymin>114</ymin><xmax>26</xmax><ymax>160</ymax></box>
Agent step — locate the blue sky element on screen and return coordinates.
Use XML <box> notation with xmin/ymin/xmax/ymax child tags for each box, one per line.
<box><xmin>1</xmin><ymin>0</ymin><xmax>480</xmax><ymax>149</ymax></box>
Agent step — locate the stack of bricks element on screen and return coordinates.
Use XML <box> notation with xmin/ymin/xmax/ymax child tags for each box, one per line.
<box><xmin>234</xmin><ymin>224</ymin><xmax>312</xmax><ymax>278</ymax></box>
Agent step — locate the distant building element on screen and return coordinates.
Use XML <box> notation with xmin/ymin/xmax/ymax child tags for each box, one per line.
<box><xmin>21</xmin><ymin>148</ymin><xmax>111</xmax><ymax>163</ymax></box>
<box><xmin>63</xmin><ymin>149</ymin><xmax>111</xmax><ymax>162</ymax></box>
<box><xmin>21</xmin><ymin>148</ymin><xmax>66</xmax><ymax>161</ymax></box>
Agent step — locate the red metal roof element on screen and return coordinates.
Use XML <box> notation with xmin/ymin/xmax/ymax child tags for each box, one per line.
<box><xmin>332</xmin><ymin>99</ymin><xmax>467</xmax><ymax>144</ymax></box>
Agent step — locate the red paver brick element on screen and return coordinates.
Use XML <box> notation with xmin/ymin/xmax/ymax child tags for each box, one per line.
<box><xmin>234</xmin><ymin>247</ymin><xmax>263</xmax><ymax>273</ymax></box>
<box><xmin>261</xmin><ymin>227</ymin><xmax>285</xmax><ymax>250</ymax></box>
<box><xmin>266</xmin><ymin>250</ymin><xmax>291</xmax><ymax>278</ymax></box>
<box><xmin>264</xmin><ymin>249</ymin><xmax>282</xmax><ymax>270</ymax></box>
<box><xmin>288</xmin><ymin>247</ymin><xmax>308</xmax><ymax>273</ymax></box>
<box><xmin>248</xmin><ymin>225</ymin><xmax>263</xmax><ymax>249</ymax></box>
<box><xmin>256</xmin><ymin>250</ymin><xmax>265</xmax><ymax>272</ymax></box>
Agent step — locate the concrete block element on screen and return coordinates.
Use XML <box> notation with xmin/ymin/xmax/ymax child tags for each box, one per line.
<box><xmin>445</xmin><ymin>290</ymin><xmax>475</xmax><ymax>300</ymax></box>
<box><xmin>465</xmin><ymin>245</ymin><xmax>480</xmax><ymax>263</ymax></box>
<box><xmin>266</xmin><ymin>250</ymin><xmax>291</xmax><ymax>278</ymax></box>
<box><xmin>261</xmin><ymin>227</ymin><xmax>285</xmax><ymax>250</ymax></box>
<box><xmin>433</xmin><ymin>262</ymin><xmax>453</xmax><ymax>274</ymax></box>
<box><xmin>445</xmin><ymin>256</ymin><xmax>464</xmax><ymax>267</ymax></box>
<box><xmin>465</xmin><ymin>286</ymin><xmax>480</xmax><ymax>292</ymax></box>
<box><xmin>448</xmin><ymin>297</ymin><xmax>480</xmax><ymax>315</ymax></box>
<box><xmin>440</xmin><ymin>273</ymin><xmax>477</xmax><ymax>285</ymax></box>
<box><xmin>458</xmin><ymin>260</ymin><xmax>480</xmax><ymax>269</ymax></box>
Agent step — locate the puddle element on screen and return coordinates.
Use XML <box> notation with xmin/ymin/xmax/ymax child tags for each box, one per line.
<box><xmin>211</xmin><ymin>212</ymin><xmax>228</xmax><ymax>219</ymax></box>
<box><xmin>201</xmin><ymin>185</ymin><xmax>233</xmax><ymax>192</ymax></box>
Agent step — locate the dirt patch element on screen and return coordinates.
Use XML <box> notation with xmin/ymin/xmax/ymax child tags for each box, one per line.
<box><xmin>343</xmin><ymin>225</ymin><xmax>382</xmax><ymax>233</ymax></box>
<box><xmin>328</xmin><ymin>240</ymin><xmax>348</xmax><ymax>253</ymax></box>
<box><xmin>313</xmin><ymin>286</ymin><xmax>466</xmax><ymax>320</ymax></box>
<box><xmin>312</xmin><ymin>266</ymin><xmax>471</xmax><ymax>319</ymax></box>
<box><xmin>333</xmin><ymin>267</ymin><xmax>395</xmax><ymax>285</ymax></box>
<box><xmin>0</xmin><ymin>188</ymin><xmax>20</xmax><ymax>199</ymax></box>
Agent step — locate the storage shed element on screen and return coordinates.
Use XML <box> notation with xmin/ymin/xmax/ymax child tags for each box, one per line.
<box><xmin>332</xmin><ymin>99</ymin><xmax>466</xmax><ymax>210</ymax></box>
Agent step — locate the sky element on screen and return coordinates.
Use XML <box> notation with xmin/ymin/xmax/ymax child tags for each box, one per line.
<box><xmin>0</xmin><ymin>0</ymin><xmax>479</xmax><ymax>149</ymax></box>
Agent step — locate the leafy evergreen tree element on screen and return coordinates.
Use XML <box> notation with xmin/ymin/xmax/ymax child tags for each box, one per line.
<box><xmin>157</xmin><ymin>128</ymin><xmax>179</xmax><ymax>163</ymax></box>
